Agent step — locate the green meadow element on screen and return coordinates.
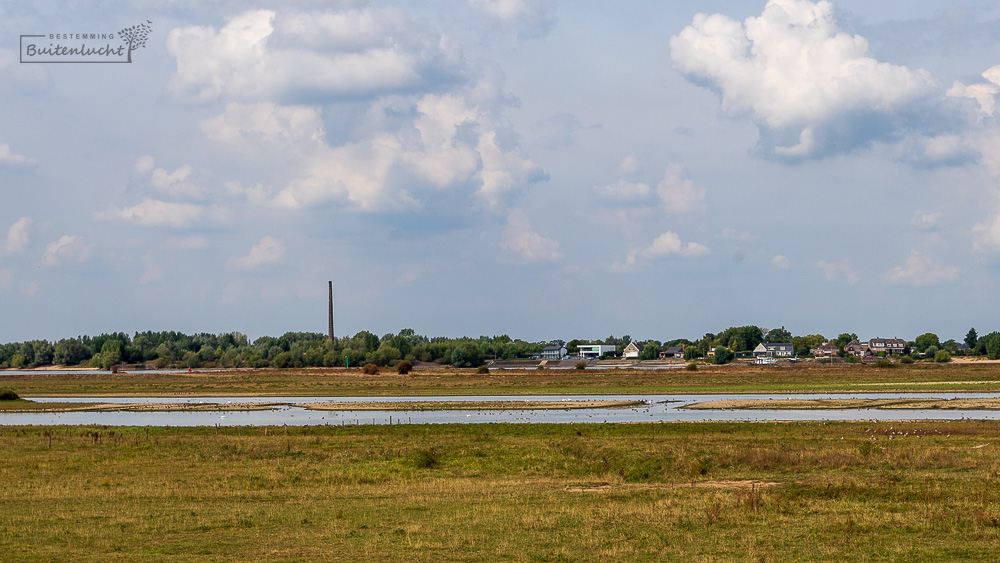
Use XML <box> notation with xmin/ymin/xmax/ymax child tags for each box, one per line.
<box><xmin>2</xmin><ymin>421</ymin><xmax>1000</xmax><ymax>561</ymax></box>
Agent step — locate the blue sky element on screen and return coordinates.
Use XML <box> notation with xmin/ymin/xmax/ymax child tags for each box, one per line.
<box><xmin>3</xmin><ymin>0</ymin><xmax>1000</xmax><ymax>344</ymax></box>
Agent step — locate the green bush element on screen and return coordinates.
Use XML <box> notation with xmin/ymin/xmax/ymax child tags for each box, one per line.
<box><xmin>899</xmin><ymin>355</ymin><xmax>914</xmax><ymax>364</ymax></box>
<box><xmin>874</xmin><ymin>359</ymin><xmax>895</xmax><ymax>369</ymax></box>
<box><xmin>362</xmin><ymin>363</ymin><xmax>379</xmax><ymax>375</ymax></box>
<box><xmin>575</xmin><ymin>361</ymin><xmax>587</xmax><ymax>370</ymax></box>
<box><xmin>685</xmin><ymin>362</ymin><xmax>698</xmax><ymax>371</ymax></box>
<box><xmin>395</xmin><ymin>361</ymin><xmax>413</xmax><ymax>375</ymax></box>
<box><xmin>477</xmin><ymin>365</ymin><xmax>490</xmax><ymax>374</ymax></box>
<box><xmin>934</xmin><ymin>350</ymin><xmax>952</xmax><ymax>363</ymax></box>
<box><xmin>0</xmin><ymin>390</ymin><xmax>19</xmax><ymax>401</ymax></box>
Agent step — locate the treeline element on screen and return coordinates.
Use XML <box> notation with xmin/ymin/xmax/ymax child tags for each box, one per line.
<box><xmin>0</xmin><ymin>329</ymin><xmax>549</xmax><ymax>370</ymax></box>
<box><xmin>2</xmin><ymin>326</ymin><xmax>999</xmax><ymax>370</ymax></box>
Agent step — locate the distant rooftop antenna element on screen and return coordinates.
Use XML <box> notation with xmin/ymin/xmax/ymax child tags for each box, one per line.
<box><xmin>328</xmin><ymin>281</ymin><xmax>335</xmax><ymax>342</ymax></box>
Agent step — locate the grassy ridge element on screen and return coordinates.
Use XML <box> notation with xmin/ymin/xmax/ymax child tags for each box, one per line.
<box><xmin>6</xmin><ymin>362</ymin><xmax>1000</xmax><ymax>396</ymax></box>
<box><xmin>1</xmin><ymin>421</ymin><xmax>1000</xmax><ymax>561</ymax></box>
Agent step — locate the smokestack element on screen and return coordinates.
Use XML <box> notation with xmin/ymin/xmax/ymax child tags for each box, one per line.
<box><xmin>328</xmin><ymin>281</ymin><xmax>334</xmax><ymax>342</ymax></box>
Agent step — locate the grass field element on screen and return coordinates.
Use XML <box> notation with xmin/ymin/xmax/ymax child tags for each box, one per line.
<box><xmin>5</xmin><ymin>362</ymin><xmax>1000</xmax><ymax>397</ymax></box>
<box><xmin>2</xmin><ymin>421</ymin><xmax>1000</xmax><ymax>561</ymax></box>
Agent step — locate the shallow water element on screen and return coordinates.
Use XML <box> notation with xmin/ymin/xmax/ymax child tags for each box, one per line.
<box><xmin>3</xmin><ymin>392</ymin><xmax>1000</xmax><ymax>426</ymax></box>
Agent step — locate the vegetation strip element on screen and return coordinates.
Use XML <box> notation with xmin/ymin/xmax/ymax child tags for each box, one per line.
<box><xmin>684</xmin><ymin>398</ymin><xmax>1000</xmax><ymax>410</ymax></box>
<box><xmin>300</xmin><ymin>400</ymin><xmax>645</xmax><ymax>411</ymax></box>
<box><xmin>0</xmin><ymin>401</ymin><xmax>285</xmax><ymax>413</ymax></box>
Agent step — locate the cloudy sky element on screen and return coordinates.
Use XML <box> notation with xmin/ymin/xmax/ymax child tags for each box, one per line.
<box><xmin>3</xmin><ymin>0</ymin><xmax>1000</xmax><ymax>344</ymax></box>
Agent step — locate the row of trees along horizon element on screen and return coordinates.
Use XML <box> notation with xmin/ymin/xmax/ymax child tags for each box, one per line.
<box><xmin>0</xmin><ymin>326</ymin><xmax>997</xmax><ymax>371</ymax></box>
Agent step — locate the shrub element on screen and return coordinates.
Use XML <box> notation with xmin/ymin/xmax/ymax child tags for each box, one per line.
<box><xmin>362</xmin><ymin>363</ymin><xmax>379</xmax><ymax>375</ymax></box>
<box><xmin>396</xmin><ymin>361</ymin><xmax>413</xmax><ymax>375</ymax></box>
<box><xmin>934</xmin><ymin>350</ymin><xmax>952</xmax><ymax>363</ymax></box>
<box><xmin>685</xmin><ymin>362</ymin><xmax>698</xmax><ymax>371</ymax></box>
<box><xmin>575</xmin><ymin>361</ymin><xmax>587</xmax><ymax>370</ymax></box>
<box><xmin>411</xmin><ymin>448</ymin><xmax>440</xmax><ymax>469</ymax></box>
<box><xmin>536</xmin><ymin>364</ymin><xmax>545</xmax><ymax>370</ymax></box>
<box><xmin>899</xmin><ymin>355</ymin><xmax>915</xmax><ymax>364</ymax></box>
<box><xmin>844</xmin><ymin>355</ymin><xmax>859</xmax><ymax>364</ymax></box>
<box><xmin>477</xmin><ymin>365</ymin><xmax>490</xmax><ymax>374</ymax></box>
<box><xmin>0</xmin><ymin>390</ymin><xmax>19</xmax><ymax>401</ymax></box>
<box><xmin>874</xmin><ymin>359</ymin><xmax>895</xmax><ymax>369</ymax></box>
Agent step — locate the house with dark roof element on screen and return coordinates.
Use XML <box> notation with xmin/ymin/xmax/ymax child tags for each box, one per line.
<box><xmin>868</xmin><ymin>338</ymin><xmax>907</xmax><ymax>355</ymax></box>
<box><xmin>753</xmin><ymin>342</ymin><xmax>794</xmax><ymax>358</ymax></box>
<box><xmin>659</xmin><ymin>346</ymin><xmax>685</xmax><ymax>359</ymax></box>
<box><xmin>811</xmin><ymin>341</ymin><xmax>839</xmax><ymax>356</ymax></box>
<box><xmin>541</xmin><ymin>345</ymin><xmax>567</xmax><ymax>360</ymax></box>
<box><xmin>623</xmin><ymin>341</ymin><xmax>644</xmax><ymax>359</ymax></box>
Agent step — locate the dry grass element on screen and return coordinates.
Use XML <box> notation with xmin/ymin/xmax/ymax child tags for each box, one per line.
<box><xmin>6</xmin><ymin>362</ymin><xmax>1000</xmax><ymax>397</ymax></box>
<box><xmin>2</xmin><ymin>421</ymin><xmax>1000</xmax><ymax>561</ymax></box>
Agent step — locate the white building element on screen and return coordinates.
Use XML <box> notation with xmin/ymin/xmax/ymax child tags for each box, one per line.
<box><xmin>578</xmin><ymin>344</ymin><xmax>616</xmax><ymax>358</ymax></box>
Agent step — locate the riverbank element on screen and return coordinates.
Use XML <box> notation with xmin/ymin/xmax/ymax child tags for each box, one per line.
<box><xmin>5</xmin><ymin>362</ymin><xmax>1000</xmax><ymax>396</ymax></box>
<box><xmin>685</xmin><ymin>397</ymin><xmax>1000</xmax><ymax>410</ymax></box>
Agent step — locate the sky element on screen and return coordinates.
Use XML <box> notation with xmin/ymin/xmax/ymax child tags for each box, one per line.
<box><xmin>3</xmin><ymin>0</ymin><xmax>1000</xmax><ymax>344</ymax></box>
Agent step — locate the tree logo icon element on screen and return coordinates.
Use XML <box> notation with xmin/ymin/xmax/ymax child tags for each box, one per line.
<box><xmin>118</xmin><ymin>20</ymin><xmax>152</xmax><ymax>63</ymax></box>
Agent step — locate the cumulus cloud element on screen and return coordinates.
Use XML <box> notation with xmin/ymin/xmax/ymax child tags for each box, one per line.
<box><xmin>167</xmin><ymin>9</ymin><xmax>460</xmax><ymax>104</ymax></box>
<box><xmin>973</xmin><ymin>212</ymin><xmax>1000</xmax><ymax>252</ymax></box>
<box><xmin>469</xmin><ymin>0</ymin><xmax>556</xmax><ymax>39</ymax></box>
<box><xmin>911</xmin><ymin>211</ymin><xmax>940</xmax><ymax>232</ymax></box>
<box><xmin>622</xmin><ymin>231</ymin><xmax>709</xmax><ymax>268</ymax></box>
<box><xmin>816</xmin><ymin>259</ymin><xmax>859</xmax><ymax>284</ymax></box>
<box><xmin>4</xmin><ymin>217</ymin><xmax>31</xmax><ymax>254</ymax></box>
<box><xmin>42</xmin><ymin>235</ymin><xmax>94</xmax><ymax>266</ymax></box>
<box><xmin>201</xmin><ymin>102</ymin><xmax>326</xmax><ymax>157</ymax></box>
<box><xmin>0</xmin><ymin>143</ymin><xmax>35</xmax><ymax>169</ymax></box>
<box><xmin>657</xmin><ymin>164</ymin><xmax>706</xmax><ymax>213</ymax></box>
<box><xmin>670</xmin><ymin>0</ymin><xmax>936</xmax><ymax>160</ymax></box>
<box><xmin>96</xmin><ymin>198</ymin><xmax>232</xmax><ymax>228</ymax></box>
<box><xmin>885</xmin><ymin>251</ymin><xmax>958</xmax><ymax>286</ymax></box>
<box><xmin>771</xmin><ymin>254</ymin><xmax>790</xmax><ymax>269</ymax></box>
<box><xmin>948</xmin><ymin>65</ymin><xmax>1000</xmax><ymax>117</ymax></box>
<box><xmin>272</xmin><ymin>93</ymin><xmax>545</xmax><ymax>212</ymax></box>
<box><xmin>233</xmin><ymin>236</ymin><xmax>285</xmax><ymax>268</ymax></box>
<box><xmin>501</xmin><ymin>210</ymin><xmax>563</xmax><ymax>263</ymax></box>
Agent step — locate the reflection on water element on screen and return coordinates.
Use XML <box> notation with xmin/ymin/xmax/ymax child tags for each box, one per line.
<box><xmin>3</xmin><ymin>393</ymin><xmax>1000</xmax><ymax>426</ymax></box>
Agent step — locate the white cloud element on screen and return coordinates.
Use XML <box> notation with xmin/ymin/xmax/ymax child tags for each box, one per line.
<box><xmin>593</xmin><ymin>180</ymin><xmax>653</xmax><ymax>203</ymax></box>
<box><xmin>973</xmin><ymin>212</ymin><xmax>1000</xmax><ymax>252</ymax></box>
<box><xmin>167</xmin><ymin>9</ymin><xmax>459</xmax><ymax>104</ymax></box>
<box><xmin>657</xmin><ymin>164</ymin><xmax>706</xmax><ymax>213</ymax></box>
<box><xmin>149</xmin><ymin>163</ymin><xmax>206</xmax><ymax>200</ymax></box>
<box><xmin>98</xmin><ymin>199</ymin><xmax>202</xmax><ymax>228</ymax></box>
<box><xmin>201</xmin><ymin>102</ymin><xmax>326</xmax><ymax>157</ymax></box>
<box><xmin>0</xmin><ymin>143</ymin><xmax>35</xmax><ymax>169</ymax></box>
<box><xmin>816</xmin><ymin>259</ymin><xmax>859</xmax><ymax>284</ymax></box>
<box><xmin>623</xmin><ymin>231</ymin><xmax>709</xmax><ymax>268</ymax></box>
<box><xmin>233</xmin><ymin>236</ymin><xmax>285</xmax><ymax>268</ymax></box>
<box><xmin>948</xmin><ymin>65</ymin><xmax>1000</xmax><ymax>117</ymax></box>
<box><xmin>502</xmin><ymin>210</ymin><xmax>563</xmax><ymax>263</ymax></box>
<box><xmin>911</xmin><ymin>211</ymin><xmax>940</xmax><ymax>232</ymax></box>
<box><xmin>273</xmin><ymin>93</ymin><xmax>544</xmax><ymax>212</ymax></box>
<box><xmin>4</xmin><ymin>217</ymin><xmax>31</xmax><ymax>254</ymax></box>
<box><xmin>771</xmin><ymin>254</ymin><xmax>790</xmax><ymax>269</ymax></box>
<box><xmin>42</xmin><ymin>235</ymin><xmax>94</xmax><ymax>266</ymax></box>
<box><xmin>670</xmin><ymin>0</ymin><xmax>936</xmax><ymax>159</ymax></box>
<box><xmin>885</xmin><ymin>251</ymin><xmax>958</xmax><ymax>286</ymax></box>
<box><xmin>468</xmin><ymin>0</ymin><xmax>556</xmax><ymax>38</ymax></box>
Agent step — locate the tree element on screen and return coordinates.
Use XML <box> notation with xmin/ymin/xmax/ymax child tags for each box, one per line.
<box><xmin>713</xmin><ymin>347</ymin><xmax>734</xmax><ymax>365</ymax></box>
<box><xmin>914</xmin><ymin>333</ymin><xmax>940</xmax><ymax>353</ymax></box>
<box><xmin>450</xmin><ymin>343</ymin><xmax>484</xmax><ymax>368</ymax></box>
<box><xmin>835</xmin><ymin>333</ymin><xmax>858</xmax><ymax>349</ymax></box>
<box><xmin>640</xmin><ymin>341</ymin><xmax>660</xmax><ymax>360</ymax></box>
<box><xmin>965</xmin><ymin>328</ymin><xmax>978</xmax><ymax>351</ymax></box>
<box><xmin>765</xmin><ymin>326</ymin><xmax>792</xmax><ymax>344</ymax></box>
<box><xmin>53</xmin><ymin>338</ymin><xmax>91</xmax><ymax>366</ymax></box>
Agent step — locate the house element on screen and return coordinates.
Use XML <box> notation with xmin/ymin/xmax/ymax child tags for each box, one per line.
<box><xmin>844</xmin><ymin>340</ymin><xmax>872</xmax><ymax>357</ymax></box>
<box><xmin>753</xmin><ymin>342</ymin><xmax>794</xmax><ymax>358</ymax></box>
<box><xmin>622</xmin><ymin>341</ymin><xmax>644</xmax><ymax>359</ymax></box>
<box><xmin>810</xmin><ymin>341</ymin><xmax>839</xmax><ymax>356</ymax></box>
<box><xmin>578</xmin><ymin>344</ymin><xmax>617</xmax><ymax>358</ymax></box>
<box><xmin>659</xmin><ymin>346</ymin><xmax>685</xmax><ymax>359</ymax></box>
<box><xmin>868</xmin><ymin>338</ymin><xmax>907</xmax><ymax>355</ymax></box>
<box><xmin>540</xmin><ymin>345</ymin><xmax>567</xmax><ymax>360</ymax></box>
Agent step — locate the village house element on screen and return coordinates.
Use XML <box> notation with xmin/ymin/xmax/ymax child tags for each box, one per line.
<box><xmin>622</xmin><ymin>341</ymin><xmax>644</xmax><ymax>359</ymax></box>
<box><xmin>659</xmin><ymin>346</ymin><xmax>685</xmax><ymax>359</ymax></box>
<box><xmin>844</xmin><ymin>340</ymin><xmax>873</xmax><ymax>357</ymax></box>
<box><xmin>752</xmin><ymin>342</ymin><xmax>794</xmax><ymax>357</ymax></box>
<box><xmin>577</xmin><ymin>344</ymin><xmax>616</xmax><ymax>358</ymax></box>
<box><xmin>868</xmin><ymin>338</ymin><xmax>907</xmax><ymax>355</ymax></box>
<box><xmin>540</xmin><ymin>345</ymin><xmax>567</xmax><ymax>360</ymax></box>
<box><xmin>810</xmin><ymin>341</ymin><xmax>839</xmax><ymax>356</ymax></box>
